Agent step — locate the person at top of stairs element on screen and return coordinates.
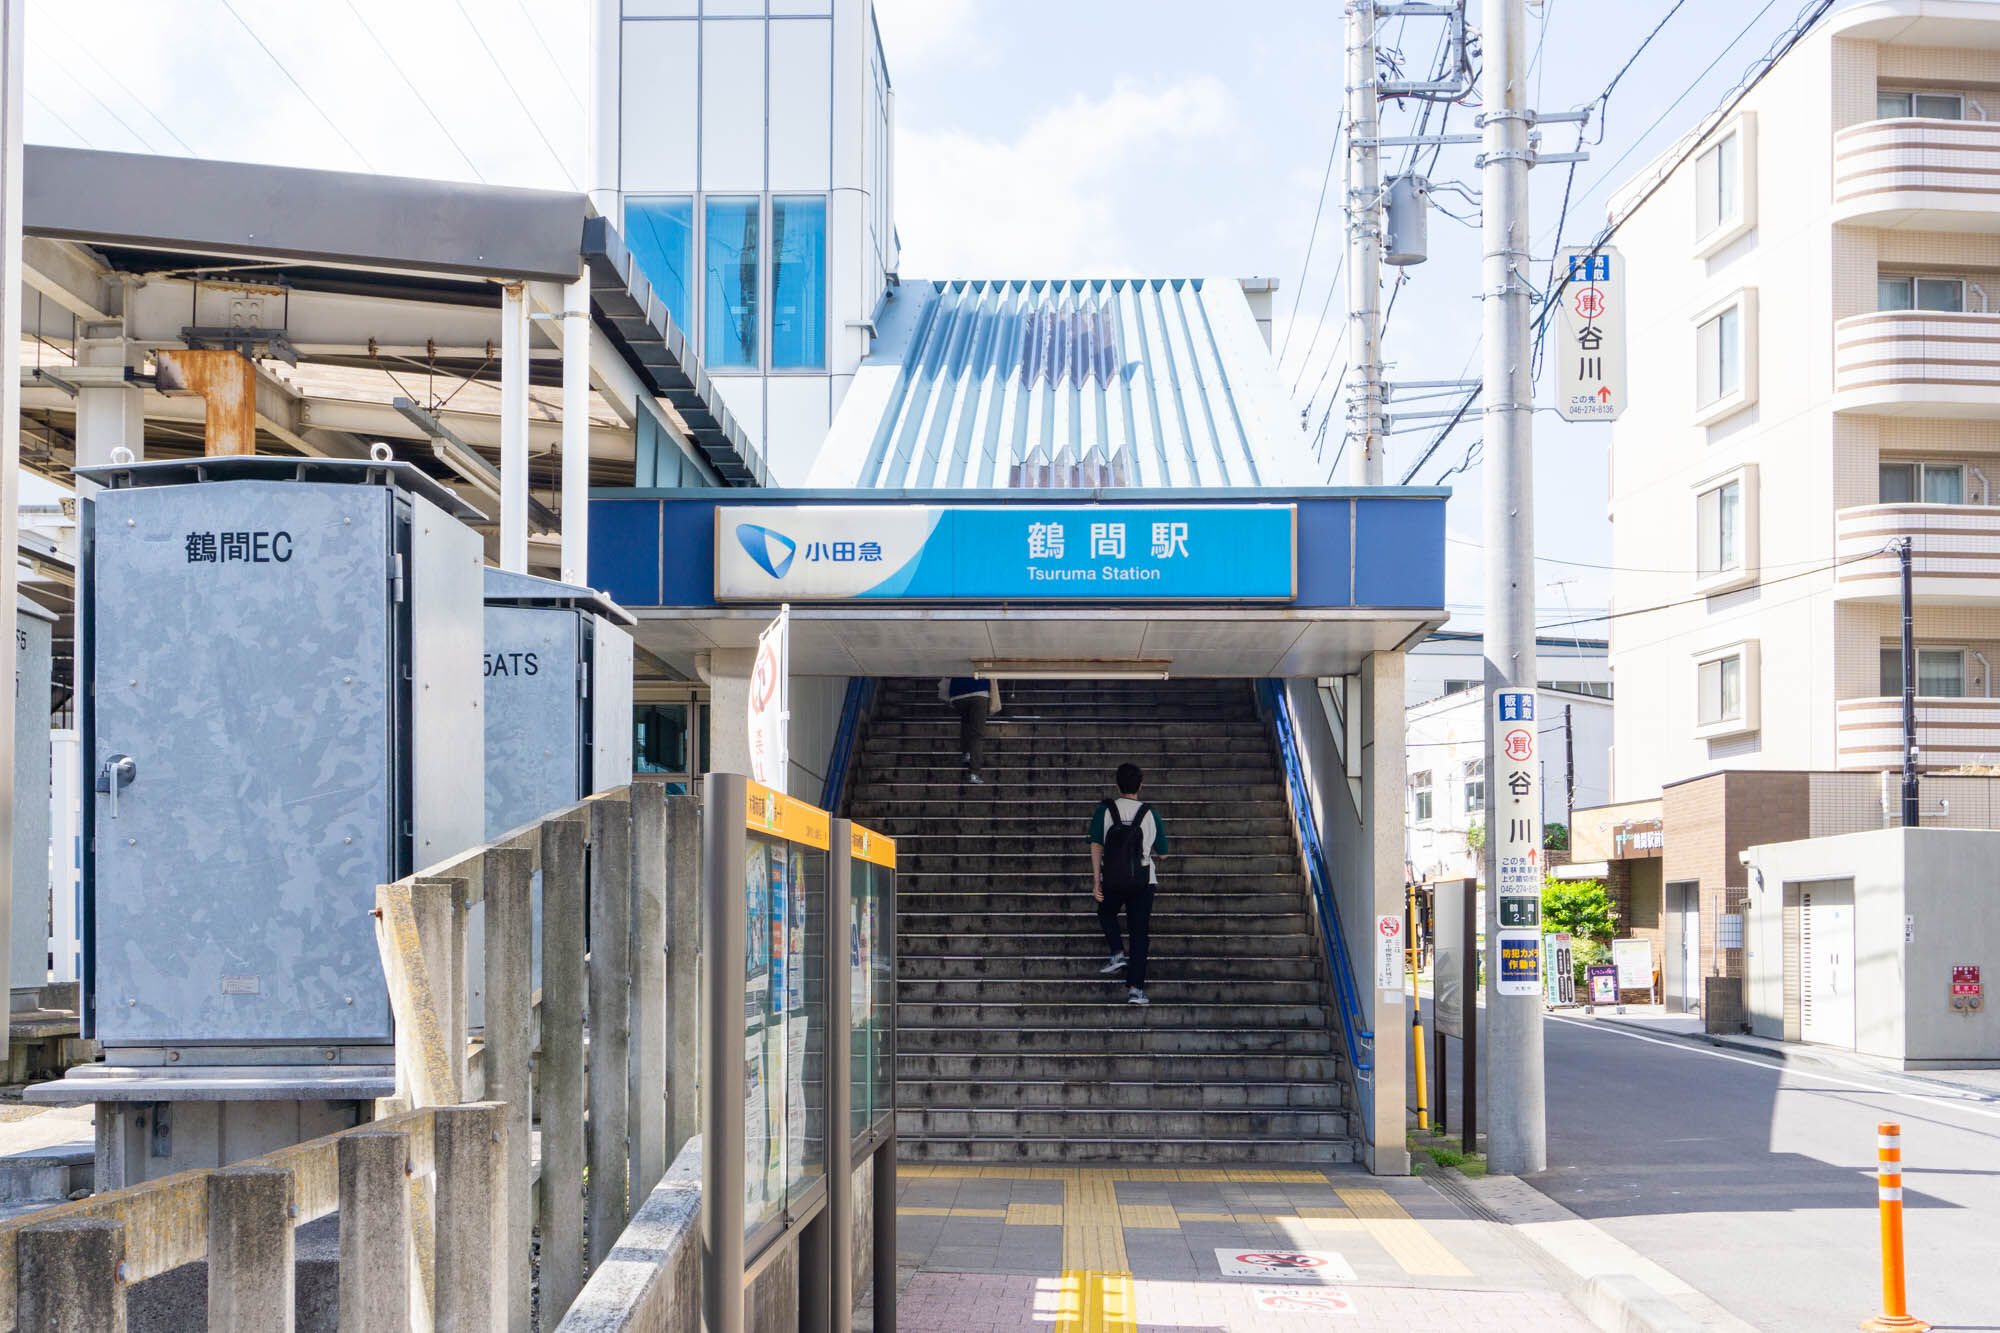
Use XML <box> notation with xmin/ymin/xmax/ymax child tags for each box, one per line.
<box><xmin>1089</xmin><ymin>762</ymin><xmax>1168</xmax><ymax>1006</ymax></box>
<box><xmin>937</xmin><ymin>675</ymin><xmax>1000</xmax><ymax>784</ymax></box>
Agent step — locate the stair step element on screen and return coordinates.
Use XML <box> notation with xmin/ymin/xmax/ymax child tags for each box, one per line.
<box><xmin>898</xmin><ymin>1052</ymin><xmax>1341</xmax><ymax>1081</ymax></box>
<box><xmin>895</xmin><ymin>911</ymin><xmax>1312</xmax><ymax>933</ymax></box>
<box><xmin>898</xmin><ymin>979</ymin><xmax>1321</xmax><ymax>1005</ymax></box>
<box><xmin>899</xmin><ymin>1137</ymin><xmax>1355</xmax><ymax>1165</ymax></box>
<box><xmin>899</xmin><ymin>1107</ymin><xmax>1349</xmax><ymax>1139</ymax></box>
<box><xmin>897</xmin><ymin>1080</ymin><xmax>1342</xmax><ymax>1110</ymax></box>
<box><xmin>899</xmin><ymin>957</ymin><xmax>1318</xmax><ymax>983</ymax></box>
<box><xmin>899</xmin><ymin>933</ymin><xmax>1315</xmax><ymax>958</ymax></box>
<box><xmin>897</xmin><ymin>1001</ymin><xmax>1329</xmax><ymax>1028</ymax></box>
<box><xmin>894</xmin><ymin>1026</ymin><xmax>1335</xmax><ymax>1054</ymax></box>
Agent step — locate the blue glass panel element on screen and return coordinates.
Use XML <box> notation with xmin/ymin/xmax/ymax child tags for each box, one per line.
<box><xmin>771</xmin><ymin>196</ymin><xmax>827</xmax><ymax>370</ymax></box>
<box><xmin>623</xmin><ymin>197</ymin><xmax>693</xmax><ymax>335</ymax></box>
<box><xmin>705</xmin><ymin>196</ymin><xmax>760</xmax><ymax>369</ymax></box>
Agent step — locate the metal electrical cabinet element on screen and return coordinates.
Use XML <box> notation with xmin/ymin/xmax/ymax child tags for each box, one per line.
<box><xmin>482</xmin><ymin>568</ymin><xmax>635</xmax><ymax>840</ymax></box>
<box><xmin>78</xmin><ymin>458</ymin><xmax>485</xmax><ymax>1053</ymax></box>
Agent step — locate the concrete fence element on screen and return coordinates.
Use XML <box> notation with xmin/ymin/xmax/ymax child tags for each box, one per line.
<box><xmin>4</xmin><ymin>784</ymin><xmax>706</xmax><ymax>1332</ymax></box>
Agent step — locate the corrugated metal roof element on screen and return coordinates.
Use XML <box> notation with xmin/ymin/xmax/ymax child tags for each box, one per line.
<box><xmin>810</xmin><ymin>278</ymin><xmax>1312</xmax><ymax>490</ymax></box>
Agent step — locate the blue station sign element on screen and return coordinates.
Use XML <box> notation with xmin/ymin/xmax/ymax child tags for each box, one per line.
<box><xmin>714</xmin><ymin>504</ymin><xmax>1297</xmax><ymax>602</ymax></box>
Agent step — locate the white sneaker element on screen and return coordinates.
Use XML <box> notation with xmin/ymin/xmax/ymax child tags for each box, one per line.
<box><xmin>1127</xmin><ymin>988</ymin><xmax>1150</xmax><ymax>1006</ymax></box>
<box><xmin>968</xmin><ymin>773</ymin><xmax>986</xmax><ymax>785</ymax></box>
<box><xmin>1099</xmin><ymin>953</ymin><xmax>1127</xmax><ymax>974</ymax></box>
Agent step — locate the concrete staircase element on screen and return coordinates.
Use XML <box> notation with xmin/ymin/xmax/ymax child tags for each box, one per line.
<box><xmin>848</xmin><ymin>678</ymin><xmax>1354</xmax><ymax>1164</ymax></box>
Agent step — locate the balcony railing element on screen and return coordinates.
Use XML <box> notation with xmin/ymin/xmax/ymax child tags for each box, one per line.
<box><xmin>1837</xmin><ymin>695</ymin><xmax>2000</xmax><ymax>770</ymax></box>
<box><xmin>1833</xmin><ymin>311</ymin><xmax>2000</xmax><ymax>416</ymax></box>
<box><xmin>1834</xmin><ymin>503</ymin><xmax>2000</xmax><ymax>602</ymax></box>
<box><xmin>1833</xmin><ymin>117</ymin><xmax>2000</xmax><ymax>228</ymax></box>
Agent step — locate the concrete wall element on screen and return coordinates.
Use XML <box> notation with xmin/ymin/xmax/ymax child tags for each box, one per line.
<box><xmin>787</xmin><ymin>675</ymin><xmax>851</xmax><ymax>802</ymax></box>
<box><xmin>1744</xmin><ymin>827</ymin><xmax>2000</xmax><ymax>1065</ymax></box>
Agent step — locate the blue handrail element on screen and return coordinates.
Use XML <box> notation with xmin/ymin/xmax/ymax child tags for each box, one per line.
<box><xmin>820</xmin><ymin>677</ymin><xmax>879</xmax><ymax>814</ymax></box>
<box><xmin>1259</xmin><ymin>680</ymin><xmax>1375</xmax><ymax>1084</ymax></box>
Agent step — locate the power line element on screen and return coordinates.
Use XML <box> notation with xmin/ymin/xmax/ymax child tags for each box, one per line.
<box><xmin>38</xmin><ymin>51</ymin><xmax>155</xmax><ymax>151</ymax></box>
<box><xmin>453</xmin><ymin>0</ymin><xmax>579</xmax><ymax>189</ymax></box>
<box><xmin>1535</xmin><ymin>541</ymin><xmax>1888</xmax><ymax>632</ymax></box>
<box><xmin>27</xmin><ymin>92</ymin><xmax>95</xmax><ymax>149</ymax></box>
<box><xmin>41</xmin><ymin>29</ymin><xmax>201</xmax><ymax>157</ymax></box>
<box><xmin>345</xmin><ymin>0</ymin><xmax>489</xmax><ymax>183</ymax></box>
<box><xmin>512</xmin><ymin>0</ymin><xmax>586</xmax><ymax>112</ymax></box>
<box><xmin>1444</xmin><ymin>533</ymin><xmax>1851</xmax><ymax>577</ymax></box>
<box><xmin>1277</xmin><ymin>107</ymin><xmax>1346</xmax><ymax>374</ymax></box>
<box><xmin>220</xmin><ymin>0</ymin><xmax>376</xmax><ymax>171</ymax></box>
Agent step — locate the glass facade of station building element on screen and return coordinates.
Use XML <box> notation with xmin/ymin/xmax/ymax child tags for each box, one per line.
<box><xmin>611</xmin><ymin>0</ymin><xmax>895</xmax><ymax>485</ymax></box>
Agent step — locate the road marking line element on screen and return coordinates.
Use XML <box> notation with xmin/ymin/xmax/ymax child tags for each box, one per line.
<box><xmin>1006</xmin><ymin>1202</ymin><xmax>1063</xmax><ymax>1226</ymax></box>
<box><xmin>1176</xmin><ymin>1211</ymin><xmax>1236</xmax><ymax>1223</ymax></box>
<box><xmin>1547</xmin><ymin>1015</ymin><xmax>2000</xmax><ymax>1124</ymax></box>
<box><xmin>896</xmin><ymin>1206</ymin><xmax>1008</xmax><ymax>1219</ymax></box>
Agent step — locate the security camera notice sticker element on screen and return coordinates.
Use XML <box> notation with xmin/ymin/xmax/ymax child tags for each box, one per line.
<box><xmin>1251</xmin><ymin>1286</ymin><xmax>1357</xmax><ymax>1313</ymax></box>
<box><xmin>1215</xmin><ymin>1249</ymin><xmax>1358</xmax><ymax>1281</ymax></box>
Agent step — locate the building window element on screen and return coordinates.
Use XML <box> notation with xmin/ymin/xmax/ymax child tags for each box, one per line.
<box><xmin>1443</xmin><ymin>679</ymin><xmax>1479</xmax><ymax>696</ymax></box>
<box><xmin>1878</xmin><ymin>275</ymin><xmax>1966</xmax><ymax>313</ymax></box>
<box><xmin>1696</xmin><ymin>131</ymin><xmax>1740</xmax><ymax>237</ymax></box>
<box><xmin>1463</xmin><ymin>759</ymin><xmax>1485</xmax><ymax>813</ymax></box>
<box><xmin>1699</xmin><ymin>654</ymin><xmax>1743</xmax><ymax>727</ymax></box>
<box><xmin>1877</xmin><ymin>90</ymin><xmax>1964</xmax><ymax>120</ymax></box>
<box><xmin>1541</xmin><ymin>680</ymin><xmax>1612</xmax><ymax>699</ymax></box>
<box><xmin>704</xmin><ymin>196</ymin><xmax>760</xmax><ymax>370</ymax></box>
<box><xmin>1693</xmin><ymin>112</ymin><xmax>1755</xmax><ymax>256</ymax></box>
<box><xmin>1880</xmin><ymin>647</ymin><xmax>1967</xmax><ymax>698</ymax></box>
<box><xmin>1880</xmin><ymin>461</ymin><xmax>1964</xmax><ymax>505</ymax></box>
<box><xmin>1410</xmin><ymin>770</ymin><xmax>1433</xmax><ymax>823</ymax></box>
<box><xmin>770</xmin><ymin>196</ymin><xmax>827</xmax><ymax>370</ymax></box>
<box><xmin>1695</xmin><ymin>640</ymin><xmax>1760</xmax><ymax>739</ymax></box>
<box><xmin>1697</xmin><ymin>479</ymin><xmax>1742</xmax><ymax>577</ymax></box>
<box><xmin>1697</xmin><ymin>306</ymin><xmax>1742</xmax><ymax>407</ymax></box>
<box><xmin>624</xmin><ymin>196</ymin><xmax>694</xmax><ymax>334</ymax></box>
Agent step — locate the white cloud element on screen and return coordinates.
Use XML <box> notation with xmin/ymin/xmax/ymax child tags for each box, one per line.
<box><xmin>870</xmin><ymin>0</ymin><xmax>980</xmax><ymax>67</ymax></box>
<box><xmin>892</xmin><ymin>76</ymin><xmax>1234</xmax><ymax>277</ymax></box>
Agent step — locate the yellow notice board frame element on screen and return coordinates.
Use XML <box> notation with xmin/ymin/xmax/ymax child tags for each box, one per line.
<box><xmin>850</xmin><ymin>822</ymin><xmax>897</xmax><ymax>868</ymax></box>
<box><xmin>744</xmin><ymin>780</ymin><xmax>831</xmax><ymax>850</ymax></box>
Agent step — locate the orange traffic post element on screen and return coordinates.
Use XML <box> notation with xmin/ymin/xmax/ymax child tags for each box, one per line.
<box><xmin>1861</xmin><ymin>1122</ymin><xmax>1928</xmax><ymax>1332</ymax></box>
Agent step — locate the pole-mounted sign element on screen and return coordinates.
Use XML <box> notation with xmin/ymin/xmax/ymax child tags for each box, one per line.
<box><xmin>1493</xmin><ymin>688</ymin><xmax>1543</xmax><ymax>996</ymax></box>
<box><xmin>1555</xmin><ymin>246</ymin><xmax>1625</xmax><ymax>422</ymax></box>
<box><xmin>748</xmin><ymin>604</ymin><xmax>789</xmax><ymax>793</ymax></box>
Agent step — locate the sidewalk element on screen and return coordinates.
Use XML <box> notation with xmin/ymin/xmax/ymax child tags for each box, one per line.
<box><xmin>887</xmin><ymin>1164</ymin><xmax>1597</xmax><ymax>1332</ymax></box>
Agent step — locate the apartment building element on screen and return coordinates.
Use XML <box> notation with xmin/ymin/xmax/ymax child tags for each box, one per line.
<box><xmin>1607</xmin><ymin>0</ymin><xmax>2000</xmax><ymax>800</ymax></box>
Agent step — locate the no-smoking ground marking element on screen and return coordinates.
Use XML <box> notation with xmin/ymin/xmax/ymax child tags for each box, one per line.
<box><xmin>1215</xmin><ymin>1249</ymin><xmax>1358</xmax><ymax>1281</ymax></box>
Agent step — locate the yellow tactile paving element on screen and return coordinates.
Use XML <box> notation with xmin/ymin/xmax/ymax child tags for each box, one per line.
<box><xmin>1335</xmin><ymin>1187</ymin><xmax>1472</xmax><ymax>1277</ymax></box>
<box><xmin>1006</xmin><ymin>1202</ymin><xmax>1064</xmax><ymax>1226</ymax></box>
<box><xmin>1051</xmin><ymin>1270</ymin><xmax>1137</xmax><ymax>1333</ymax></box>
<box><xmin>1062</xmin><ymin>1173</ymin><xmax>1129</xmax><ymax>1272</ymax></box>
<box><xmin>1117</xmin><ymin>1204</ymin><xmax>1179</xmax><ymax>1229</ymax></box>
<box><xmin>1175</xmin><ymin>1212</ymin><xmax>1235</xmax><ymax>1223</ymax></box>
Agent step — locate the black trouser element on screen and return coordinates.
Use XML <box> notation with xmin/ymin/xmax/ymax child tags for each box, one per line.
<box><xmin>1097</xmin><ymin>881</ymin><xmax>1156</xmax><ymax>988</ymax></box>
<box><xmin>952</xmin><ymin>694</ymin><xmax>989</xmax><ymax>773</ymax></box>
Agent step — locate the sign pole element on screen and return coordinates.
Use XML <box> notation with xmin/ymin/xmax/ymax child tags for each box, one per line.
<box><xmin>1480</xmin><ymin>0</ymin><xmax>1547</xmax><ymax>1176</ymax></box>
<box><xmin>1461</xmin><ymin>878</ymin><xmax>1477</xmax><ymax>1157</ymax></box>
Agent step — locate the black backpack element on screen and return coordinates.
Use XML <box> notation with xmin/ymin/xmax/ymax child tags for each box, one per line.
<box><xmin>1100</xmin><ymin>799</ymin><xmax>1153</xmax><ymax>895</ymax></box>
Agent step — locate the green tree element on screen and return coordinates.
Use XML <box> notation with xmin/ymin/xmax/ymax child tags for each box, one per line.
<box><xmin>1541</xmin><ymin>876</ymin><xmax>1615</xmax><ymax>942</ymax></box>
<box><xmin>1465</xmin><ymin>821</ymin><xmax>1486</xmax><ymax>853</ymax></box>
<box><xmin>1543</xmin><ymin>822</ymin><xmax>1569</xmax><ymax>850</ymax></box>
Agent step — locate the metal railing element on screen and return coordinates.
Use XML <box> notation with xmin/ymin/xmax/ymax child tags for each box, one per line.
<box><xmin>1259</xmin><ymin>680</ymin><xmax>1375</xmax><ymax>1089</ymax></box>
<box><xmin>820</xmin><ymin>677</ymin><xmax>880</xmax><ymax>815</ymax></box>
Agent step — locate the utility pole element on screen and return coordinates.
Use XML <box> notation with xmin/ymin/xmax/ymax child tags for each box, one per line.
<box><xmin>1900</xmin><ymin>538</ymin><xmax>1919</xmax><ymax>826</ymax></box>
<box><xmin>1345</xmin><ymin>0</ymin><xmax>1385</xmax><ymax>484</ymax></box>
<box><xmin>1480</xmin><ymin>0</ymin><xmax>1546</xmax><ymax>1176</ymax></box>
<box><xmin>1564</xmin><ymin>703</ymin><xmax>1576</xmax><ymax>837</ymax></box>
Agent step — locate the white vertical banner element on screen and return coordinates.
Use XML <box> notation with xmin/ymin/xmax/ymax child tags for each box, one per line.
<box><xmin>1493</xmin><ymin>689</ymin><xmax>1543</xmax><ymax>996</ymax></box>
<box><xmin>1554</xmin><ymin>246</ymin><xmax>1625</xmax><ymax>421</ymax></box>
<box><xmin>748</xmin><ymin>604</ymin><xmax>790</xmax><ymax>792</ymax></box>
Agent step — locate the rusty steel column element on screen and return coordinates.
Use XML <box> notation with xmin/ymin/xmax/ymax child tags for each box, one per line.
<box><xmin>156</xmin><ymin>348</ymin><xmax>257</xmax><ymax>455</ymax></box>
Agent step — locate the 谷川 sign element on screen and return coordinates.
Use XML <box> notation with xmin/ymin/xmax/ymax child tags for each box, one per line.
<box><xmin>1555</xmin><ymin>246</ymin><xmax>1625</xmax><ymax>421</ymax></box>
<box><xmin>1491</xmin><ymin>688</ymin><xmax>1542</xmax><ymax>992</ymax></box>
<box><xmin>715</xmin><ymin>504</ymin><xmax>1297</xmax><ymax>602</ymax></box>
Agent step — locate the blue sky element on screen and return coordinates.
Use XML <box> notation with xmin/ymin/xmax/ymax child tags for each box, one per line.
<box><xmin>21</xmin><ymin>0</ymin><xmax>1904</xmax><ymax>631</ymax></box>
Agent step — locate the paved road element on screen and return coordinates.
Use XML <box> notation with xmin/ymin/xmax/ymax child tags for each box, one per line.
<box><xmin>1533</xmin><ymin>1014</ymin><xmax>2000</xmax><ymax>1331</ymax></box>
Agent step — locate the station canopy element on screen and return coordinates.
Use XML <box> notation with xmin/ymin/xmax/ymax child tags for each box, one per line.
<box><xmin>599</xmin><ymin>277</ymin><xmax>1450</xmax><ymax>680</ymax></box>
